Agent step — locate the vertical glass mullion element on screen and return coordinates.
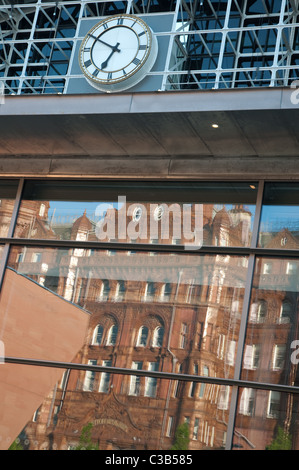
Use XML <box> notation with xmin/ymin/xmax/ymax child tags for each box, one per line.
<box><xmin>250</xmin><ymin>180</ymin><xmax>264</xmax><ymax>250</ymax></box>
<box><xmin>0</xmin><ymin>178</ymin><xmax>24</xmax><ymax>291</ymax></box>
<box><xmin>6</xmin><ymin>178</ymin><xmax>25</xmax><ymax>239</ymax></box>
<box><xmin>225</xmin><ymin>180</ymin><xmax>264</xmax><ymax>450</ymax></box>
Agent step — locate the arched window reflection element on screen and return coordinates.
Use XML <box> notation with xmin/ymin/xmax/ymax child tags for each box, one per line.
<box><xmin>160</xmin><ymin>283</ymin><xmax>172</xmax><ymax>302</ymax></box>
<box><xmin>107</xmin><ymin>324</ymin><xmax>118</xmax><ymax>345</ymax></box>
<box><xmin>136</xmin><ymin>326</ymin><xmax>148</xmax><ymax>347</ymax></box>
<box><xmin>280</xmin><ymin>300</ymin><xmax>292</xmax><ymax>324</ymax></box>
<box><xmin>249</xmin><ymin>300</ymin><xmax>267</xmax><ymax>323</ymax></box>
<box><xmin>97</xmin><ymin>280</ymin><xmax>110</xmax><ymax>302</ymax></box>
<box><xmin>92</xmin><ymin>324</ymin><xmax>103</xmax><ymax>345</ymax></box>
<box><xmin>257</xmin><ymin>301</ymin><xmax>267</xmax><ymax>323</ymax></box>
<box><xmin>144</xmin><ymin>282</ymin><xmax>156</xmax><ymax>301</ymax></box>
<box><xmin>114</xmin><ymin>280</ymin><xmax>125</xmax><ymax>301</ymax></box>
<box><xmin>152</xmin><ymin>326</ymin><xmax>164</xmax><ymax>348</ymax></box>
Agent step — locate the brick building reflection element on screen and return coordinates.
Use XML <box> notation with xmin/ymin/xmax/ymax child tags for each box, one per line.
<box><xmin>3</xmin><ymin>198</ymin><xmax>299</xmax><ymax>450</ymax></box>
<box><xmin>235</xmin><ymin>228</ymin><xmax>299</xmax><ymax>450</ymax></box>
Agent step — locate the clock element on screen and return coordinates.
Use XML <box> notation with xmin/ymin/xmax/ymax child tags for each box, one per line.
<box><xmin>79</xmin><ymin>14</ymin><xmax>158</xmax><ymax>93</ymax></box>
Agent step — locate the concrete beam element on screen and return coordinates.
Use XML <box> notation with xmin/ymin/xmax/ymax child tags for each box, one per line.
<box><xmin>0</xmin><ymin>156</ymin><xmax>298</xmax><ymax>180</ymax></box>
<box><xmin>0</xmin><ymin>88</ymin><xmax>298</xmax><ymax>179</ymax></box>
<box><xmin>1</xmin><ymin>87</ymin><xmax>298</xmax><ymax>116</ymax></box>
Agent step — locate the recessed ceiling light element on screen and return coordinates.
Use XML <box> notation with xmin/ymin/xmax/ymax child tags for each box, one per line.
<box><xmin>212</xmin><ymin>123</ymin><xmax>219</xmax><ymax>128</ymax></box>
<box><xmin>250</xmin><ymin>184</ymin><xmax>256</xmax><ymax>189</ymax></box>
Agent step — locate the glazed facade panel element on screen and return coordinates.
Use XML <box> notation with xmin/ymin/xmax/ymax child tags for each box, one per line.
<box><xmin>0</xmin><ymin>178</ymin><xmax>298</xmax><ymax>450</ymax></box>
<box><xmin>1</xmin><ymin>0</ymin><xmax>298</xmax><ymax>95</ymax></box>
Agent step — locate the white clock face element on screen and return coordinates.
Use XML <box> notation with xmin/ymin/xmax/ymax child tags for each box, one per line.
<box><xmin>79</xmin><ymin>14</ymin><xmax>158</xmax><ymax>92</ymax></box>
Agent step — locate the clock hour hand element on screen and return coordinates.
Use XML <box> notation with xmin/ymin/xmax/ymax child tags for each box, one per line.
<box><xmin>101</xmin><ymin>42</ymin><xmax>120</xmax><ymax>69</ymax></box>
<box><xmin>88</xmin><ymin>34</ymin><xmax>121</xmax><ymax>53</ymax></box>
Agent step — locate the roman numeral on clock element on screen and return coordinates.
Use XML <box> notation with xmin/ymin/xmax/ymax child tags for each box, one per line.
<box><xmin>132</xmin><ymin>58</ymin><xmax>141</xmax><ymax>66</ymax></box>
<box><xmin>84</xmin><ymin>59</ymin><xmax>92</xmax><ymax>68</ymax></box>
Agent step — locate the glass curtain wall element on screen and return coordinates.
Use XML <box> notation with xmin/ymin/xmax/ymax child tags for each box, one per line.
<box><xmin>1</xmin><ymin>0</ymin><xmax>298</xmax><ymax>94</ymax></box>
<box><xmin>0</xmin><ymin>179</ymin><xmax>298</xmax><ymax>450</ymax></box>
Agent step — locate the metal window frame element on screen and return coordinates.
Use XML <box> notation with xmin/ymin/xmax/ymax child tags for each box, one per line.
<box><xmin>1</xmin><ymin>0</ymin><xmax>299</xmax><ymax>94</ymax></box>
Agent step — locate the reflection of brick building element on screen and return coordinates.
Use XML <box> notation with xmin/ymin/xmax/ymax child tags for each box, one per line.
<box><xmin>235</xmin><ymin>230</ymin><xmax>299</xmax><ymax>450</ymax></box>
<box><xmin>5</xmin><ymin>200</ymin><xmax>299</xmax><ymax>450</ymax></box>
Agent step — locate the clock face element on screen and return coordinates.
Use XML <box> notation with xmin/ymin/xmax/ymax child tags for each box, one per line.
<box><xmin>79</xmin><ymin>14</ymin><xmax>158</xmax><ymax>92</ymax></box>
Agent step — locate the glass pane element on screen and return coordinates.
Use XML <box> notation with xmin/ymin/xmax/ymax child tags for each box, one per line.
<box><xmin>259</xmin><ymin>182</ymin><xmax>299</xmax><ymax>249</ymax></box>
<box><xmin>2</xmin><ymin>246</ymin><xmax>250</xmax><ymax>450</ymax></box>
<box><xmin>241</xmin><ymin>257</ymin><xmax>299</xmax><ymax>386</ymax></box>
<box><xmin>0</xmin><ymin>245</ymin><xmax>4</xmax><ymax>265</ymax></box>
<box><xmin>233</xmin><ymin>388</ymin><xmax>299</xmax><ymax>450</ymax></box>
<box><xmin>0</xmin><ymin>180</ymin><xmax>19</xmax><ymax>237</ymax></box>
<box><xmin>5</xmin><ymin>246</ymin><xmax>248</xmax><ymax>381</ymax></box>
<box><xmin>14</xmin><ymin>180</ymin><xmax>258</xmax><ymax>248</ymax></box>
<box><xmin>7</xmin><ymin>370</ymin><xmax>232</xmax><ymax>451</ymax></box>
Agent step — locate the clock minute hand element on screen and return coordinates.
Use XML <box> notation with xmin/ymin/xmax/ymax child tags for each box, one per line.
<box><xmin>88</xmin><ymin>34</ymin><xmax>121</xmax><ymax>53</ymax></box>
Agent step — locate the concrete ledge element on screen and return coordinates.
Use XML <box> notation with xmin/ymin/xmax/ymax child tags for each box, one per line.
<box><xmin>0</xmin><ymin>155</ymin><xmax>298</xmax><ymax>180</ymax></box>
<box><xmin>1</xmin><ymin>87</ymin><xmax>298</xmax><ymax>116</ymax></box>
